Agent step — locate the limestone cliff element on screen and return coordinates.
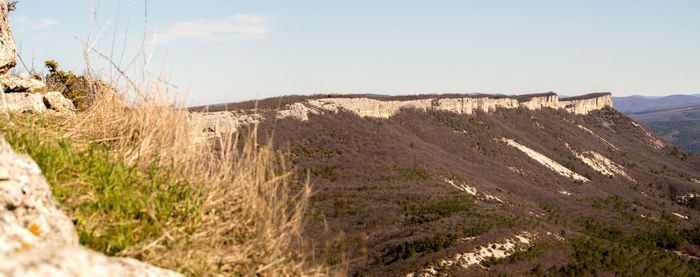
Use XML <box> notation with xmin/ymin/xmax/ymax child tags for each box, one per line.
<box><xmin>284</xmin><ymin>92</ymin><xmax>610</xmax><ymax>120</ymax></box>
<box><xmin>559</xmin><ymin>93</ymin><xmax>614</xmax><ymax>115</ymax></box>
<box><xmin>192</xmin><ymin>92</ymin><xmax>613</xmax><ymax>134</ymax></box>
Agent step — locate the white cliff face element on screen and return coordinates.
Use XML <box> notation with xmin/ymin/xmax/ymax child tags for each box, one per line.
<box><xmin>192</xmin><ymin>93</ymin><xmax>613</xmax><ymax>134</ymax></box>
<box><xmin>283</xmin><ymin>93</ymin><xmax>610</xmax><ymax>120</ymax></box>
<box><xmin>559</xmin><ymin>94</ymin><xmax>613</xmax><ymax>115</ymax></box>
<box><xmin>302</xmin><ymin>94</ymin><xmax>562</xmax><ymax>119</ymax></box>
<box><xmin>306</xmin><ymin>98</ymin><xmax>434</xmax><ymax>118</ymax></box>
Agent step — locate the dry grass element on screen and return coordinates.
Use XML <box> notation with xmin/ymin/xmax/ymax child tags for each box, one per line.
<box><xmin>8</xmin><ymin>1</ymin><xmax>331</xmax><ymax>273</ymax></box>
<box><xmin>52</xmin><ymin>81</ymin><xmax>324</xmax><ymax>275</ymax></box>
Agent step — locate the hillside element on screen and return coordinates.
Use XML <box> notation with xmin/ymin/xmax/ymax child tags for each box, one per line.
<box><xmin>196</xmin><ymin>92</ymin><xmax>700</xmax><ymax>276</ymax></box>
<box><xmin>624</xmin><ymin>103</ymin><xmax>700</xmax><ymax>155</ymax></box>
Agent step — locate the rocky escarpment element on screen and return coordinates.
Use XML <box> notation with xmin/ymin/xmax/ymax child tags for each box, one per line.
<box><xmin>292</xmin><ymin>93</ymin><xmax>609</xmax><ymax>119</ymax></box>
<box><xmin>0</xmin><ymin>135</ymin><xmax>182</xmax><ymax>276</ymax></box>
<box><xmin>194</xmin><ymin>93</ymin><xmax>613</xmax><ymax>134</ymax></box>
<box><xmin>559</xmin><ymin>93</ymin><xmax>614</xmax><ymax>115</ymax></box>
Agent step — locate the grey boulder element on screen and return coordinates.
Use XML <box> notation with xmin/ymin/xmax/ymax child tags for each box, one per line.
<box><xmin>0</xmin><ymin>0</ymin><xmax>16</xmax><ymax>74</ymax></box>
<box><xmin>0</xmin><ymin>136</ymin><xmax>183</xmax><ymax>277</ymax></box>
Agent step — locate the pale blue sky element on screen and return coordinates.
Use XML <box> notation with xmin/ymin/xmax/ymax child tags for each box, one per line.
<box><xmin>9</xmin><ymin>0</ymin><xmax>700</xmax><ymax>106</ymax></box>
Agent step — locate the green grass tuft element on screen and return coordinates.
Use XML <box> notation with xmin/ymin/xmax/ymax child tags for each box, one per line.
<box><xmin>1</xmin><ymin>114</ymin><xmax>199</xmax><ymax>257</ymax></box>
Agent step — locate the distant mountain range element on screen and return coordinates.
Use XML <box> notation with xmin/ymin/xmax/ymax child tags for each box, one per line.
<box><xmin>615</xmin><ymin>94</ymin><xmax>700</xmax><ymax>155</ymax></box>
<box><xmin>613</xmin><ymin>94</ymin><xmax>700</xmax><ymax>113</ymax></box>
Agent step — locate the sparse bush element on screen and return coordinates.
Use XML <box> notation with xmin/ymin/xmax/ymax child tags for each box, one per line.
<box><xmin>45</xmin><ymin>60</ymin><xmax>115</xmax><ymax>110</ymax></box>
<box><xmin>404</xmin><ymin>195</ymin><xmax>476</xmax><ymax>224</ymax></box>
<box><xmin>383</xmin><ymin>234</ymin><xmax>457</xmax><ymax>264</ymax></box>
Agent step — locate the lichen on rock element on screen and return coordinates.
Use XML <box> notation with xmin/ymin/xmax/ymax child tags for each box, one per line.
<box><xmin>0</xmin><ymin>136</ymin><xmax>79</xmax><ymax>253</ymax></box>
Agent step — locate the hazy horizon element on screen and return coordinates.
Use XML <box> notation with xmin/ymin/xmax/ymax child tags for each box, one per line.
<box><xmin>9</xmin><ymin>0</ymin><xmax>700</xmax><ymax>106</ymax></box>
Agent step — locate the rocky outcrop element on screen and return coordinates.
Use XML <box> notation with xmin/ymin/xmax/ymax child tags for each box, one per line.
<box><xmin>3</xmin><ymin>91</ymin><xmax>75</xmax><ymax>115</ymax></box>
<box><xmin>0</xmin><ymin>0</ymin><xmax>16</xmax><ymax>74</ymax></box>
<box><xmin>280</xmin><ymin>93</ymin><xmax>610</xmax><ymax>120</ymax></box>
<box><xmin>1</xmin><ymin>74</ymin><xmax>46</xmax><ymax>93</ymax></box>
<box><xmin>188</xmin><ymin>112</ymin><xmax>261</xmax><ymax>136</ymax></box>
<box><xmin>559</xmin><ymin>93</ymin><xmax>613</xmax><ymax>115</ymax></box>
<box><xmin>193</xmin><ymin>93</ymin><xmax>613</xmax><ymax>133</ymax></box>
<box><xmin>0</xmin><ymin>135</ymin><xmax>183</xmax><ymax>277</ymax></box>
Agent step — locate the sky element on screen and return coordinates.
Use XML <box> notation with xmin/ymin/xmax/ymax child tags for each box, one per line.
<box><xmin>9</xmin><ymin>0</ymin><xmax>700</xmax><ymax>106</ymax></box>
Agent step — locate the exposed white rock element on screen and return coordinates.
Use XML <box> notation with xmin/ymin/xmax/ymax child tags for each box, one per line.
<box><xmin>559</xmin><ymin>190</ymin><xmax>572</xmax><ymax>196</ymax></box>
<box><xmin>307</xmin><ymin>97</ymin><xmax>434</xmax><ymax>118</ymax></box>
<box><xmin>545</xmin><ymin>232</ymin><xmax>566</xmax><ymax>241</ymax></box>
<box><xmin>189</xmin><ymin>94</ymin><xmax>614</xmax><ymax>136</ymax></box>
<box><xmin>274</xmin><ymin>93</ymin><xmax>610</xmax><ymax>121</ymax></box>
<box><xmin>445</xmin><ymin>178</ymin><xmax>477</xmax><ymax>196</ymax></box>
<box><xmin>0</xmin><ymin>0</ymin><xmax>16</xmax><ymax>74</ymax></box>
<box><xmin>566</xmin><ymin>144</ymin><xmax>634</xmax><ymax>181</ymax></box>
<box><xmin>0</xmin><ymin>135</ymin><xmax>182</xmax><ymax>276</ymax></box>
<box><xmin>576</xmin><ymin>124</ymin><xmax>619</xmax><ymax>151</ymax></box>
<box><xmin>0</xmin><ymin>246</ymin><xmax>182</xmax><ymax>277</ymax></box>
<box><xmin>3</xmin><ymin>91</ymin><xmax>75</xmax><ymax>115</ymax></box>
<box><xmin>304</xmin><ymin>94</ymin><xmax>561</xmax><ymax>119</ymax></box>
<box><xmin>631</xmin><ymin>121</ymin><xmax>664</xmax><ymax>150</ymax></box>
<box><xmin>502</xmin><ymin>138</ymin><xmax>589</xmax><ymax>182</ymax></box>
<box><xmin>484</xmin><ymin>194</ymin><xmax>504</xmax><ymax>203</ymax></box>
<box><xmin>1</xmin><ymin>74</ymin><xmax>46</xmax><ymax>93</ymax></box>
<box><xmin>559</xmin><ymin>94</ymin><xmax>613</xmax><ymax>115</ymax></box>
<box><xmin>277</xmin><ymin>102</ymin><xmax>319</xmax><ymax>121</ymax></box>
<box><xmin>188</xmin><ymin>111</ymin><xmax>261</xmax><ymax>135</ymax></box>
<box><xmin>445</xmin><ymin>178</ymin><xmax>505</xmax><ymax>203</ymax></box>
<box><xmin>0</xmin><ymin>137</ymin><xmax>79</xmax><ymax>253</ymax></box>
<box><xmin>673</xmin><ymin>212</ymin><xmax>689</xmax><ymax>220</ymax></box>
<box><xmin>508</xmin><ymin>166</ymin><xmax>526</xmax><ymax>175</ymax></box>
<box><xmin>640</xmin><ymin>214</ymin><xmax>660</xmax><ymax>222</ymax></box>
<box><xmin>407</xmin><ymin>232</ymin><xmax>536</xmax><ymax>277</ymax></box>
<box><xmin>678</xmin><ymin>193</ymin><xmax>698</xmax><ymax>203</ymax></box>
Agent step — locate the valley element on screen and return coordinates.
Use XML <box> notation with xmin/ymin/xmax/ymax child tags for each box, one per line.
<box><xmin>199</xmin><ymin>93</ymin><xmax>700</xmax><ymax>276</ymax></box>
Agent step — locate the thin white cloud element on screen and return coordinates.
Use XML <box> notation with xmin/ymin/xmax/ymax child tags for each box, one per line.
<box><xmin>156</xmin><ymin>14</ymin><xmax>269</xmax><ymax>44</ymax></box>
<box><xmin>31</xmin><ymin>18</ymin><xmax>59</xmax><ymax>30</ymax></box>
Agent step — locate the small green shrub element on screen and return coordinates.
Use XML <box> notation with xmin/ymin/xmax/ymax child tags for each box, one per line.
<box><xmin>383</xmin><ymin>234</ymin><xmax>457</xmax><ymax>264</ymax></box>
<box><xmin>404</xmin><ymin>195</ymin><xmax>476</xmax><ymax>224</ymax></box>
<box><xmin>45</xmin><ymin>60</ymin><xmax>88</xmax><ymax>110</ymax></box>
<box><xmin>44</xmin><ymin>60</ymin><xmax>113</xmax><ymax>111</ymax></box>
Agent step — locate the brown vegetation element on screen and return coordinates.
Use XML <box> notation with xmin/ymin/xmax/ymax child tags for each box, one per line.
<box><xmin>239</xmin><ymin>103</ymin><xmax>700</xmax><ymax>276</ymax></box>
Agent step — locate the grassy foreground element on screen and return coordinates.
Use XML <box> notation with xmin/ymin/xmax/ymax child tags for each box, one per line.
<box><xmin>0</xmin><ymin>92</ymin><xmax>323</xmax><ymax>276</ymax></box>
